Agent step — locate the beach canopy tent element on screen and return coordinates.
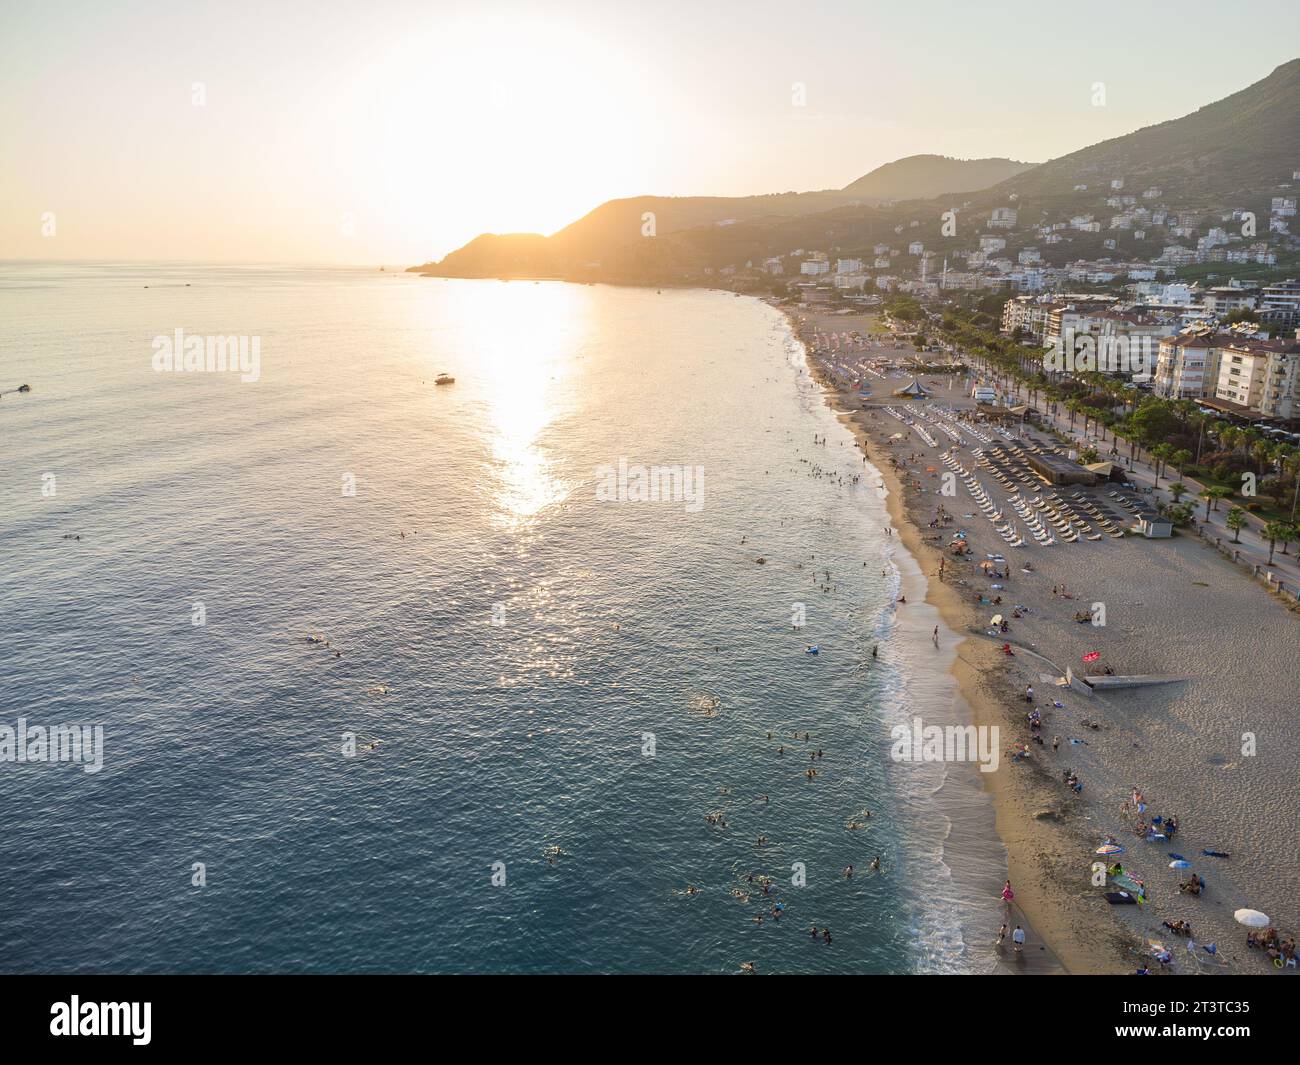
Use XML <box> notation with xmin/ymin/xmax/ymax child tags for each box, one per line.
<box><xmin>1084</xmin><ymin>461</ymin><xmax>1129</xmax><ymax>483</ymax></box>
<box><xmin>893</xmin><ymin>379</ymin><xmax>930</xmax><ymax>397</ymax></box>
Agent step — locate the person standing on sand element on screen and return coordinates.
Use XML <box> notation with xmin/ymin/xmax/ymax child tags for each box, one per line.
<box><xmin>1001</xmin><ymin>881</ymin><xmax>1014</xmax><ymax>906</ymax></box>
<box><xmin>1012</xmin><ymin>926</ymin><xmax>1025</xmax><ymax>953</ymax></box>
<box><xmin>997</xmin><ymin>924</ymin><xmax>1008</xmax><ymax>945</ymax></box>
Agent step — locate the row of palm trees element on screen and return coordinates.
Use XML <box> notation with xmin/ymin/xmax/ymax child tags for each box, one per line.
<box><xmin>940</xmin><ymin>314</ymin><xmax>1300</xmax><ymax>522</ymax></box>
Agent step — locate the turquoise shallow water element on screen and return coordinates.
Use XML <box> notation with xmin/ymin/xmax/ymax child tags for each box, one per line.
<box><xmin>0</xmin><ymin>264</ymin><xmax>998</xmax><ymax>973</ymax></box>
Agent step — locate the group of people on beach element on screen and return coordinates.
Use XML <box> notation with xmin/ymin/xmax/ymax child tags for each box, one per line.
<box><xmin>1247</xmin><ymin>927</ymin><xmax>1296</xmax><ymax>967</ymax></box>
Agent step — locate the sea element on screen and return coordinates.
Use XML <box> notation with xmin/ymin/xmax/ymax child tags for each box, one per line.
<box><xmin>0</xmin><ymin>263</ymin><xmax>1007</xmax><ymax>973</ymax></box>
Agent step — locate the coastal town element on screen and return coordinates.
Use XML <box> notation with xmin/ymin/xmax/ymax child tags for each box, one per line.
<box><xmin>783</xmin><ymin>281</ymin><xmax>1300</xmax><ymax>973</ymax></box>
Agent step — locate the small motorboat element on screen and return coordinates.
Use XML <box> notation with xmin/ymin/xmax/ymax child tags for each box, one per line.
<box><xmin>435</xmin><ymin>373</ymin><xmax>455</xmax><ymax>385</ymax></box>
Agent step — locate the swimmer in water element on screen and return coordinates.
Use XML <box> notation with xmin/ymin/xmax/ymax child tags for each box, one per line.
<box><xmin>870</xmin><ymin>856</ymin><xmax>881</xmax><ymax>871</ymax></box>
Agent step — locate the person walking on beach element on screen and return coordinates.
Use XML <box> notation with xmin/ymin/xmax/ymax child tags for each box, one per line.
<box><xmin>1052</xmin><ymin>736</ymin><xmax>1060</xmax><ymax>753</ymax></box>
<box><xmin>1001</xmin><ymin>881</ymin><xmax>1015</xmax><ymax>906</ymax></box>
<box><xmin>997</xmin><ymin>923</ymin><xmax>1008</xmax><ymax>946</ymax></box>
<box><xmin>932</xmin><ymin>625</ymin><xmax>939</xmax><ymax>647</ymax></box>
<box><xmin>1012</xmin><ymin>925</ymin><xmax>1025</xmax><ymax>954</ymax></box>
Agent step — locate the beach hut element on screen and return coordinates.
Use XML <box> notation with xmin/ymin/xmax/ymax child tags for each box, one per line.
<box><xmin>1136</xmin><ymin>512</ymin><xmax>1172</xmax><ymax>539</ymax></box>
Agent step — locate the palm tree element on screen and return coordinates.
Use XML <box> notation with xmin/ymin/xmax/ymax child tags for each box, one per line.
<box><xmin>1285</xmin><ymin>450</ymin><xmax>1300</xmax><ymax>521</ymax></box>
<box><xmin>1279</xmin><ymin>521</ymin><xmax>1298</xmax><ymax>556</ymax></box>
<box><xmin>1170</xmin><ymin>448</ymin><xmax>1192</xmax><ymax>477</ymax></box>
<box><xmin>1151</xmin><ymin>443</ymin><xmax>1172</xmax><ymax>486</ymax></box>
<box><xmin>1210</xmin><ymin>485</ymin><xmax>1232</xmax><ymax>513</ymax></box>
<box><xmin>1264</xmin><ymin>520</ymin><xmax>1289</xmax><ymax>565</ymax></box>
<box><xmin>1219</xmin><ymin>425</ymin><xmax>1239</xmax><ymax>460</ymax></box>
<box><xmin>1169</xmin><ymin>482</ymin><xmax>1187</xmax><ymax>504</ymax></box>
<box><xmin>1225</xmin><ymin>506</ymin><xmax>1246</xmax><ymax>543</ymax></box>
<box><xmin>1252</xmin><ymin>440</ymin><xmax>1272</xmax><ymax>475</ymax></box>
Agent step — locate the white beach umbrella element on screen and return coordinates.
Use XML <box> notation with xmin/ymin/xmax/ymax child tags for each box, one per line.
<box><xmin>1234</xmin><ymin>909</ymin><xmax>1270</xmax><ymax>928</ymax></box>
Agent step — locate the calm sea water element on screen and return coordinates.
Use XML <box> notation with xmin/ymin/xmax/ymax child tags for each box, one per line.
<box><xmin>0</xmin><ymin>263</ymin><xmax>1002</xmax><ymax>973</ymax></box>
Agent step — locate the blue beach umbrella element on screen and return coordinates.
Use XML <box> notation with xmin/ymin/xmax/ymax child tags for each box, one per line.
<box><xmin>1169</xmin><ymin>860</ymin><xmax>1191</xmax><ymax>869</ymax></box>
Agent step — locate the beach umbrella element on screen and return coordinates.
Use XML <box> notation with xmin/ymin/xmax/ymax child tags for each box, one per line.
<box><xmin>1234</xmin><ymin>909</ymin><xmax>1270</xmax><ymax>928</ymax></box>
<box><xmin>1096</xmin><ymin>844</ymin><xmax>1124</xmax><ymax>856</ymax></box>
<box><xmin>1169</xmin><ymin>860</ymin><xmax>1191</xmax><ymax>869</ymax></box>
<box><xmin>990</xmin><ymin>615</ymin><xmax>1003</xmax><ymax>625</ymax></box>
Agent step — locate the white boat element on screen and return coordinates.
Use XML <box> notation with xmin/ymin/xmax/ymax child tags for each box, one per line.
<box><xmin>435</xmin><ymin>373</ymin><xmax>455</xmax><ymax>386</ymax></box>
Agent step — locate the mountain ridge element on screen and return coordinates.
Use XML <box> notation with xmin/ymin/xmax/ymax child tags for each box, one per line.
<box><xmin>413</xmin><ymin>59</ymin><xmax>1300</xmax><ymax>281</ymax></box>
<box><xmin>413</xmin><ymin>157</ymin><xmax>1037</xmax><ymax>277</ymax></box>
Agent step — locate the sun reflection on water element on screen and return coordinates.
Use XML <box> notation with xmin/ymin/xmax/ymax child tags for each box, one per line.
<box><xmin>462</xmin><ymin>283</ymin><xmax>581</xmax><ymax>527</ymax></box>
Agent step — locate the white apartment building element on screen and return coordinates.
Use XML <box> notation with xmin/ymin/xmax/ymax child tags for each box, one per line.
<box><xmin>1202</xmin><ymin>287</ymin><xmax>1257</xmax><ymax>316</ymax></box>
<box><xmin>800</xmin><ymin>260</ymin><xmax>830</xmax><ymax>276</ymax></box>
<box><xmin>1154</xmin><ymin>333</ymin><xmax>1228</xmax><ymax>399</ymax></box>
<box><xmin>1215</xmin><ymin>343</ymin><xmax>1270</xmax><ymax>411</ymax></box>
<box><xmin>1212</xmin><ymin>339</ymin><xmax>1300</xmax><ymax>418</ymax></box>
<box><xmin>988</xmin><ymin>207</ymin><xmax>1018</xmax><ymax>229</ymax></box>
<box><xmin>1259</xmin><ymin>279</ymin><xmax>1300</xmax><ymax>327</ymax></box>
<box><xmin>836</xmin><ymin>258</ymin><xmax>864</xmax><ymax>274</ymax></box>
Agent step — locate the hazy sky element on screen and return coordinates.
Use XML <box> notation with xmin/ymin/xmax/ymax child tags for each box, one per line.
<box><xmin>3</xmin><ymin>0</ymin><xmax>1297</xmax><ymax>265</ymax></box>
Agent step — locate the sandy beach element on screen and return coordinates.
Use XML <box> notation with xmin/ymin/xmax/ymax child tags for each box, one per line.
<box><xmin>782</xmin><ymin>300</ymin><xmax>1300</xmax><ymax>975</ymax></box>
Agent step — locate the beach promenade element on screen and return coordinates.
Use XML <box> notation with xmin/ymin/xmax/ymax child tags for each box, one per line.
<box><xmin>962</xmin><ymin>351</ymin><xmax>1300</xmax><ymax>602</ymax></box>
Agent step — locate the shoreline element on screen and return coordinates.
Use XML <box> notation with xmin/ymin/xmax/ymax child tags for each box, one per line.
<box><xmin>837</xmin><ymin>394</ymin><xmax>1085</xmax><ymax>972</ymax></box>
<box><xmin>774</xmin><ymin>297</ymin><xmax>1300</xmax><ymax>976</ymax></box>
<box><xmin>781</xmin><ymin>305</ymin><xmax>1065</xmax><ymax>972</ymax></box>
